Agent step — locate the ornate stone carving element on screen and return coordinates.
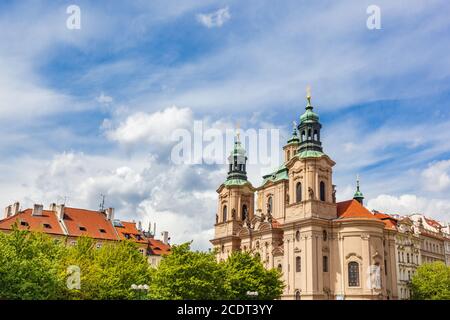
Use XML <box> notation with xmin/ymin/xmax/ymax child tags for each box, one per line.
<box><xmin>345</xmin><ymin>252</ymin><xmax>363</xmax><ymax>260</ymax></box>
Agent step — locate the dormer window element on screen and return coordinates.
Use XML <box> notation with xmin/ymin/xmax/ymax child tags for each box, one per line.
<box><xmin>20</xmin><ymin>220</ymin><xmax>29</xmax><ymax>227</ymax></box>
<box><xmin>79</xmin><ymin>226</ymin><xmax>87</xmax><ymax>231</ymax></box>
<box><xmin>43</xmin><ymin>223</ymin><xmax>51</xmax><ymax>229</ymax></box>
<box><xmin>99</xmin><ymin>229</ymin><xmax>106</xmax><ymax>233</ymax></box>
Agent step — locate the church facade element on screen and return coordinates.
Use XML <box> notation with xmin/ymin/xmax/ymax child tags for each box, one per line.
<box><xmin>211</xmin><ymin>92</ymin><xmax>398</xmax><ymax>300</ymax></box>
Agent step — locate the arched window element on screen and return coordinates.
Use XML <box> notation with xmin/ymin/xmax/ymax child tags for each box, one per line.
<box><xmin>242</xmin><ymin>204</ymin><xmax>248</xmax><ymax>221</ymax></box>
<box><xmin>320</xmin><ymin>181</ymin><xmax>326</xmax><ymax>201</ymax></box>
<box><xmin>313</xmin><ymin>130</ymin><xmax>318</xmax><ymax>141</ymax></box>
<box><xmin>296</xmin><ymin>182</ymin><xmax>302</xmax><ymax>203</ymax></box>
<box><xmin>277</xmin><ymin>264</ymin><xmax>282</xmax><ymax>272</ymax></box>
<box><xmin>301</xmin><ymin>131</ymin><xmax>306</xmax><ymax>142</ymax></box>
<box><xmin>323</xmin><ymin>256</ymin><xmax>329</xmax><ymax>272</ymax></box>
<box><xmin>295</xmin><ymin>290</ymin><xmax>301</xmax><ymax>300</ymax></box>
<box><xmin>222</xmin><ymin>205</ymin><xmax>227</xmax><ymax>222</ymax></box>
<box><xmin>296</xmin><ymin>257</ymin><xmax>301</xmax><ymax>272</ymax></box>
<box><xmin>323</xmin><ymin>230</ymin><xmax>327</xmax><ymax>241</ymax></box>
<box><xmin>348</xmin><ymin>262</ymin><xmax>360</xmax><ymax>287</ymax></box>
<box><xmin>267</xmin><ymin>196</ymin><xmax>273</xmax><ymax>214</ymax></box>
<box><xmin>295</xmin><ymin>230</ymin><xmax>300</xmax><ymax>241</ymax></box>
<box><xmin>287</xmin><ymin>150</ymin><xmax>291</xmax><ymax>161</ymax></box>
<box><xmin>221</xmin><ymin>244</ymin><xmax>225</xmax><ymax>253</ymax></box>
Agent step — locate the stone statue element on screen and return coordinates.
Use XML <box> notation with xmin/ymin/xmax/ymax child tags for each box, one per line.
<box><xmin>215</xmin><ymin>214</ymin><xmax>218</xmax><ymax>223</ymax></box>
<box><xmin>242</xmin><ymin>206</ymin><xmax>248</xmax><ymax>221</ymax></box>
<box><xmin>332</xmin><ymin>187</ymin><xmax>336</xmax><ymax>204</ymax></box>
<box><xmin>245</xmin><ymin>214</ymin><xmax>252</xmax><ymax>229</ymax></box>
<box><xmin>308</xmin><ymin>187</ymin><xmax>314</xmax><ymax>200</ymax></box>
<box><xmin>231</xmin><ymin>209</ymin><xmax>236</xmax><ymax>219</ymax></box>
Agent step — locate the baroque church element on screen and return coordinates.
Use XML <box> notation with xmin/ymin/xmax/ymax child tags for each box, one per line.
<box><xmin>211</xmin><ymin>91</ymin><xmax>398</xmax><ymax>300</ymax></box>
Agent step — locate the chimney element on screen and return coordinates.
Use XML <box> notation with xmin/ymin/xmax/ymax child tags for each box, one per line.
<box><xmin>105</xmin><ymin>207</ymin><xmax>114</xmax><ymax>221</ymax></box>
<box><xmin>49</xmin><ymin>203</ymin><xmax>57</xmax><ymax>211</ymax></box>
<box><xmin>12</xmin><ymin>202</ymin><xmax>20</xmax><ymax>215</ymax></box>
<box><xmin>56</xmin><ymin>204</ymin><xmax>65</xmax><ymax>220</ymax></box>
<box><xmin>4</xmin><ymin>205</ymin><xmax>12</xmax><ymax>219</ymax></box>
<box><xmin>32</xmin><ymin>204</ymin><xmax>43</xmax><ymax>216</ymax></box>
<box><xmin>138</xmin><ymin>221</ymin><xmax>142</xmax><ymax>231</ymax></box>
<box><xmin>161</xmin><ymin>231</ymin><xmax>169</xmax><ymax>245</ymax></box>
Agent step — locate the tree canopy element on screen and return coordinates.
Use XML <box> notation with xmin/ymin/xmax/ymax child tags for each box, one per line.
<box><xmin>149</xmin><ymin>243</ymin><xmax>284</xmax><ymax>300</ymax></box>
<box><xmin>411</xmin><ymin>261</ymin><xmax>450</xmax><ymax>300</ymax></box>
<box><xmin>0</xmin><ymin>229</ymin><xmax>284</xmax><ymax>300</ymax></box>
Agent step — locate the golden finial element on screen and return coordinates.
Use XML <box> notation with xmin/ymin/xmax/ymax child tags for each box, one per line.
<box><xmin>235</xmin><ymin>121</ymin><xmax>240</xmax><ymax>142</ymax></box>
<box><xmin>306</xmin><ymin>85</ymin><xmax>312</xmax><ymax>105</ymax></box>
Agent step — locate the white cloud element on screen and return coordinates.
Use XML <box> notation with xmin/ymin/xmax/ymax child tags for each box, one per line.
<box><xmin>196</xmin><ymin>6</ymin><xmax>231</xmax><ymax>28</ymax></box>
<box><xmin>105</xmin><ymin>106</ymin><xmax>193</xmax><ymax>146</ymax></box>
<box><xmin>367</xmin><ymin>194</ymin><xmax>450</xmax><ymax>222</ymax></box>
<box><xmin>422</xmin><ymin>159</ymin><xmax>450</xmax><ymax>192</ymax></box>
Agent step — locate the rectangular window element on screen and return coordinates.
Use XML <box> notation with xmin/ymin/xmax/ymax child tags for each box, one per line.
<box><xmin>348</xmin><ymin>262</ymin><xmax>359</xmax><ymax>287</ymax></box>
<box><xmin>296</xmin><ymin>257</ymin><xmax>301</xmax><ymax>272</ymax></box>
<box><xmin>323</xmin><ymin>256</ymin><xmax>328</xmax><ymax>272</ymax></box>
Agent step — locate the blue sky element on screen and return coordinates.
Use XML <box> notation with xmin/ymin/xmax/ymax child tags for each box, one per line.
<box><xmin>0</xmin><ymin>0</ymin><xmax>450</xmax><ymax>249</ymax></box>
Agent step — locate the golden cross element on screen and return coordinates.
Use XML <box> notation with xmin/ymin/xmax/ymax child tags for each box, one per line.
<box><xmin>236</xmin><ymin>121</ymin><xmax>240</xmax><ymax>141</ymax></box>
<box><xmin>306</xmin><ymin>85</ymin><xmax>311</xmax><ymax>99</ymax></box>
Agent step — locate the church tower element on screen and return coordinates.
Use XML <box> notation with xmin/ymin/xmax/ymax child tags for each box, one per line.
<box><xmin>285</xmin><ymin>87</ymin><xmax>337</xmax><ymax>221</ymax></box>
<box><xmin>211</xmin><ymin>132</ymin><xmax>255</xmax><ymax>260</ymax></box>
<box><xmin>283</xmin><ymin>123</ymin><xmax>300</xmax><ymax>163</ymax></box>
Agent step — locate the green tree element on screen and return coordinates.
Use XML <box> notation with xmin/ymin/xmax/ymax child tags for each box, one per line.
<box><xmin>149</xmin><ymin>243</ymin><xmax>284</xmax><ymax>300</ymax></box>
<box><xmin>0</xmin><ymin>227</ymin><xmax>67</xmax><ymax>299</ymax></box>
<box><xmin>149</xmin><ymin>242</ymin><xmax>226</xmax><ymax>299</ymax></box>
<box><xmin>411</xmin><ymin>261</ymin><xmax>450</xmax><ymax>300</ymax></box>
<box><xmin>64</xmin><ymin>237</ymin><xmax>152</xmax><ymax>300</ymax></box>
<box><xmin>221</xmin><ymin>251</ymin><xmax>284</xmax><ymax>300</ymax></box>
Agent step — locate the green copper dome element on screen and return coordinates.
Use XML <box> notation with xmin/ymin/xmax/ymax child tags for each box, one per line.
<box><xmin>230</xmin><ymin>140</ymin><xmax>246</xmax><ymax>157</ymax></box>
<box><xmin>300</xmin><ymin>98</ymin><xmax>319</xmax><ymax>123</ymax></box>
<box><xmin>353</xmin><ymin>190</ymin><xmax>364</xmax><ymax>199</ymax></box>
<box><xmin>287</xmin><ymin>125</ymin><xmax>300</xmax><ymax>144</ymax></box>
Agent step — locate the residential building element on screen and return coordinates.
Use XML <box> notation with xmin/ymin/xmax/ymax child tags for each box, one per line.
<box><xmin>0</xmin><ymin>202</ymin><xmax>170</xmax><ymax>265</ymax></box>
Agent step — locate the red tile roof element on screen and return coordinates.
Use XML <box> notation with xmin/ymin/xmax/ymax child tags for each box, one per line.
<box><xmin>62</xmin><ymin>207</ymin><xmax>118</xmax><ymax>240</ymax></box>
<box><xmin>336</xmin><ymin>200</ymin><xmax>378</xmax><ymax>220</ymax></box>
<box><xmin>114</xmin><ymin>221</ymin><xmax>148</xmax><ymax>244</ymax></box>
<box><xmin>148</xmin><ymin>238</ymin><xmax>171</xmax><ymax>256</ymax></box>
<box><xmin>424</xmin><ymin>217</ymin><xmax>442</xmax><ymax>229</ymax></box>
<box><xmin>336</xmin><ymin>200</ymin><xmax>398</xmax><ymax>230</ymax></box>
<box><xmin>0</xmin><ymin>209</ymin><xmax>65</xmax><ymax>235</ymax></box>
<box><xmin>373</xmin><ymin>211</ymin><xmax>398</xmax><ymax>230</ymax></box>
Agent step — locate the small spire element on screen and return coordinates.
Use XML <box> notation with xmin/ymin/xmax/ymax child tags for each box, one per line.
<box><xmin>292</xmin><ymin>121</ymin><xmax>298</xmax><ymax>135</ymax></box>
<box><xmin>353</xmin><ymin>174</ymin><xmax>364</xmax><ymax>205</ymax></box>
<box><xmin>235</xmin><ymin>121</ymin><xmax>240</xmax><ymax>142</ymax></box>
